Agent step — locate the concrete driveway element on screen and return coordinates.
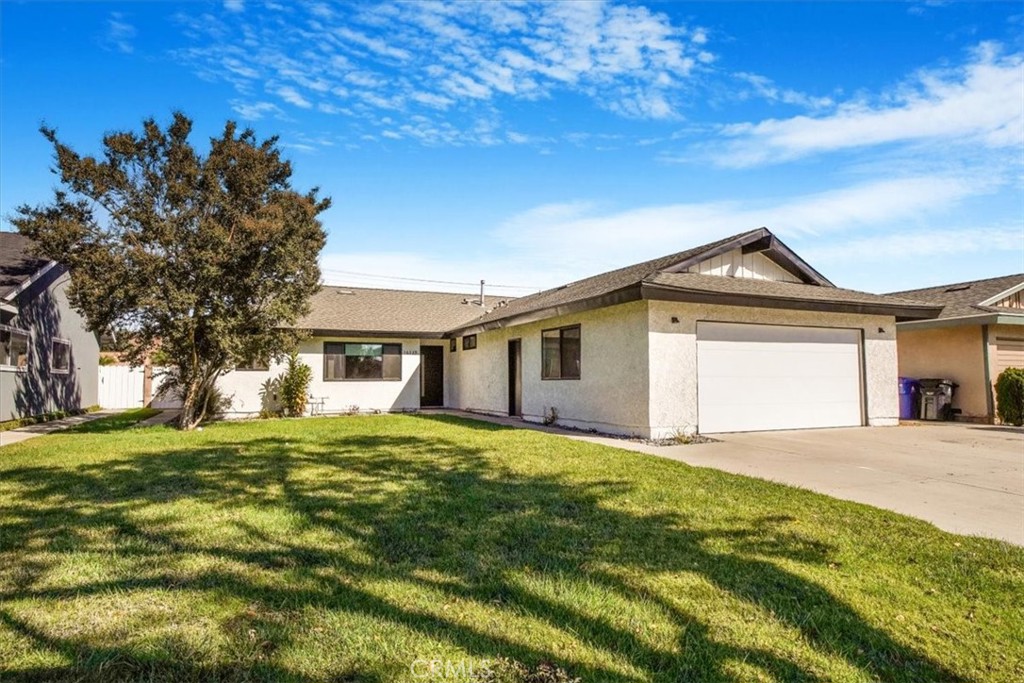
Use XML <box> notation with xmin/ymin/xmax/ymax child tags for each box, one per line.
<box><xmin>657</xmin><ymin>423</ymin><xmax>1023</xmax><ymax>546</ymax></box>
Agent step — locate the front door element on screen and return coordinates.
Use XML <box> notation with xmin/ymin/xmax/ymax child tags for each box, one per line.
<box><xmin>508</xmin><ymin>339</ymin><xmax>522</xmax><ymax>416</ymax></box>
<box><xmin>420</xmin><ymin>345</ymin><xmax>444</xmax><ymax>407</ymax></box>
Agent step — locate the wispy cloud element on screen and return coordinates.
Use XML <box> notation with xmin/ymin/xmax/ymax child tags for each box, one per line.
<box><xmin>171</xmin><ymin>1</ymin><xmax>713</xmax><ymax>146</ymax></box>
<box><xmin>484</xmin><ymin>170</ymin><xmax>1012</xmax><ymax>285</ymax></box>
<box><xmin>709</xmin><ymin>42</ymin><xmax>1023</xmax><ymax>167</ymax></box>
<box><xmin>101</xmin><ymin>12</ymin><xmax>136</xmax><ymax>54</ymax></box>
<box><xmin>316</xmin><ymin>169</ymin><xmax>1013</xmax><ymax>294</ymax></box>
<box><xmin>230</xmin><ymin>100</ymin><xmax>284</xmax><ymax>120</ymax></box>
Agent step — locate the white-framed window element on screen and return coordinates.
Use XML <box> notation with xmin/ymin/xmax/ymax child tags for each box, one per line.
<box><xmin>51</xmin><ymin>338</ymin><xmax>71</xmax><ymax>373</ymax></box>
<box><xmin>0</xmin><ymin>324</ymin><xmax>30</xmax><ymax>371</ymax></box>
<box><xmin>324</xmin><ymin>342</ymin><xmax>402</xmax><ymax>381</ymax></box>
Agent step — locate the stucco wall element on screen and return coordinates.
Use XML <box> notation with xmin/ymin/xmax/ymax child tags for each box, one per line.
<box><xmin>447</xmin><ymin>301</ymin><xmax>650</xmax><ymax>435</ymax></box>
<box><xmin>895</xmin><ymin>325</ymin><xmax>988</xmax><ymax>419</ymax></box>
<box><xmin>0</xmin><ymin>268</ymin><xmax>99</xmax><ymax>421</ymax></box>
<box><xmin>647</xmin><ymin>301</ymin><xmax>899</xmax><ymax>436</ymax></box>
<box><xmin>216</xmin><ymin>336</ymin><xmax>426</xmax><ymax>417</ymax></box>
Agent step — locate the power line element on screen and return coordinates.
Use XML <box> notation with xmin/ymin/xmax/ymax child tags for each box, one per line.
<box><xmin>319</xmin><ymin>268</ymin><xmax>541</xmax><ymax>290</ymax></box>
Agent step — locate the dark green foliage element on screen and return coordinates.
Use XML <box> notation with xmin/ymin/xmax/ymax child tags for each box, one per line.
<box><xmin>279</xmin><ymin>351</ymin><xmax>312</xmax><ymax>417</ymax></box>
<box><xmin>995</xmin><ymin>367</ymin><xmax>1024</xmax><ymax>426</ymax></box>
<box><xmin>12</xmin><ymin>113</ymin><xmax>329</xmax><ymax>429</ymax></box>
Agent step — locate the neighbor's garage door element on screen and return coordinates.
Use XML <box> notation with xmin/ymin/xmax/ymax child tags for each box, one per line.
<box><xmin>697</xmin><ymin>322</ymin><xmax>863</xmax><ymax>433</ymax></box>
<box><xmin>993</xmin><ymin>337</ymin><xmax>1024</xmax><ymax>376</ymax></box>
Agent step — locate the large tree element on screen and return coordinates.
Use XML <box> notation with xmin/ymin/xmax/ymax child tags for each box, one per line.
<box><xmin>13</xmin><ymin>113</ymin><xmax>329</xmax><ymax>429</ymax></box>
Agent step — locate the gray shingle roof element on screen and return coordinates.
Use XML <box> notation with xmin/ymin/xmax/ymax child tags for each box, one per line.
<box><xmin>294</xmin><ymin>285</ymin><xmax>492</xmax><ymax>336</ymax></box>
<box><xmin>467</xmin><ymin>230</ymin><xmax>758</xmax><ymax>327</ymax></box>
<box><xmin>648</xmin><ymin>272</ymin><xmax>936</xmax><ymax>309</ymax></box>
<box><xmin>887</xmin><ymin>273</ymin><xmax>1024</xmax><ymax>320</ymax></box>
<box><xmin>455</xmin><ymin>228</ymin><xmax>938</xmax><ymax>331</ymax></box>
<box><xmin>0</xmin><ymin>232</ymin><xmax>51</xmax><ymax>299</ymax></box>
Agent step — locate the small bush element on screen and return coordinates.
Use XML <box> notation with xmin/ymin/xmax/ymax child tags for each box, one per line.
<box><xmin>279</xmin><ymin>351</ymin><xmax>312</xmax><ymax>417</ymax></box>
<box><xmin>995</xmin><ymin>367</ymin><xmax>1024</xmax><ymax>426</ymax></box>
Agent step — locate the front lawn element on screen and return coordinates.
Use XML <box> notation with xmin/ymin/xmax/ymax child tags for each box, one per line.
<box><xmin>0</xmin><ymin>413</ymin><xmax>1020</xmax><ymax>682</ymax></box>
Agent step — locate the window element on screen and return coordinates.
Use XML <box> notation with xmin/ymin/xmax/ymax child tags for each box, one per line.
<box><xmin>51</xmin><ymin>338</ymin><xmax>71</xmax><ymax>373</ymax></box>
<box><xmin>449</xmin><ymin>338</ymin><xmax>457</xmax><ymax>352</ymax></box>
<box><xmin>0</xmin><ymin>325</ymin><xmax>29</xmax><ymax>369</ymax></box>
<box><xmin>324</xmin><ymin>342</ymin><xmax>402</xmax><ymax>381</ymax></box>
<box><xmin>462</xmin><ymin>335</ymin><xmax>477</xmax><ymax>350</ymax></box>
<box><xmin>542</xmin><ymin>325</ymin><xmax>580</xmax><ymax>380</ymax></box>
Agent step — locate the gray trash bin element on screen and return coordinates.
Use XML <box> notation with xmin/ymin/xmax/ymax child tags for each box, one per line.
<box><xmin>918</xmin><ymin>378</ymin><xmax>957</xmax><ymax>420</ymax></box>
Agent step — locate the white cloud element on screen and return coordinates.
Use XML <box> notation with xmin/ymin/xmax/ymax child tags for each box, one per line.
<box><xmin>171</xmin><ymin>0</ymin><xmax>714</xmax><ymax>144</ymax></box>
<box><xmin>315</xmin><ymin>169</ymin><xmax>1016</xmax><ymax>295</ymax></box>
<box><xmin>102</xmin><ymin>12</ymin><xmax>136</xmax><ymax>54</ymax></box>
<box><xmin>223</xmin><ymin>0</ymin><xmax>244</xmax><ymax>13</ymax></box>
<box><xmin>800</xmin><ymin>225</ymin><xmax>1023</xmax><ymax>264</ymax></box>
<box><xmin>713</xmin><ymin>42</ymin><xmax>1024</xmax><ymax>167</ymax></box>
<box><xmin>275</xmin><ymin>85</ymin><xmax>312</xmax><ymax>108</ymax></box>
<box><xmin>230</xmin><ymin>100</ymin><xmax>284</xmax><ymax>120</ymax></box>
<box><xmin>490</xmin><ymin>173</ymin><xmax>1006</xmax><ymax>280</ymax></box>
<box><xmin>732</xmin><ymin>72</ymin><xmax>833</xmax><ymax>110</ymax></box>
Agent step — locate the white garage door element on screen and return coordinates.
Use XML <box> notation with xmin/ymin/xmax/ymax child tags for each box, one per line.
<box><xmin>697</xmin><ymin>322</ymin><xmax>864</xmax><ymax>433</ymax></box>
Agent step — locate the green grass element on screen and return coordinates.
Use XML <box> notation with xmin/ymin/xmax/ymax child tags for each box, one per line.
<box><xmin>0</xmin><ymin>413</ymin><xmax>1021</xmax><ymax>682</ymax></box>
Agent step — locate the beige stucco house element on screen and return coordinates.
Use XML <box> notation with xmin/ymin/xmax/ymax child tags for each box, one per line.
<box><xmin>888</xmin><ymin>274</ymin><xmax>1024</xmax><ymax>423</ymax></box>
<box><xmin>217</xmin><ymin>228</ymin><xmax>940</xmax><ymax>435</ymax></box>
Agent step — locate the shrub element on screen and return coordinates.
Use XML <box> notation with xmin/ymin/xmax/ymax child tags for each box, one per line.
<box><xmin>995</xmin><ymin>367</ymin><xmax>1024</xmax><ymax>426</ymax></box>
<box><xmin>279</xmin><ymin>351</ymin><xmax>312</xmax><ymax>417</ymax></box>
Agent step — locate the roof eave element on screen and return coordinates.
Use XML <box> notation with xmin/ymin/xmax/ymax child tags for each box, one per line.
<box><xmin>895</xmin><ymin>312</ymin><xmax>1024</xmax><ymax>331</ymax></box>
<box><xmin>447</xmin><ymin>284</ymin><xmax>644</xmax><ymax>336</ymax></box>
<box><xmin>0</xmin><ymin>261</ymin><xmax>59</xmax><ymax>302</ymax></box>
<box><xmin>659</xmin><ymin>228</ymin><xmax>835</xmax><ymax>287</ymax></box>
<box><xmin>289</xmin><ymin>328</ymin><xmax>450</xmax><ymax>339</ymax></box>
<box><xmin>978</xmin><ymin>280</ymin><xmax>1024</xmax><ymax>307</ymax></box>
<box><xmin>640</xmin><ymin>282</ymin><xmax>942</xmax><ymax>321</ymax></box>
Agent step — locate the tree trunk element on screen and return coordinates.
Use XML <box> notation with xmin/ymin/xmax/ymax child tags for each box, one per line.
<box><xmin>176</xmin><ymin>370</ymin><xmax>220</xmax><ymax>430</ymax></box>
<box><xmin>177</xmin><ymin>377</ymin><xmax>205</xmax><ymax>431</ymax></box>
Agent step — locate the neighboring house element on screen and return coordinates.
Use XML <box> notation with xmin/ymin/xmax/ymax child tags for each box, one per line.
<box><xmin>0</xmin><ymin>232</ymin><xmax>99</xmax><ymax>421</ymax></box>
<box><xmin>887</xmin><ymin>274</ymin><xmax>1024</xmax><ymax>423</ymax></box>
<box><xmin>219</xmin><ymin>228</ymin><xmax>940</xmax><ymax>436</ymax></box>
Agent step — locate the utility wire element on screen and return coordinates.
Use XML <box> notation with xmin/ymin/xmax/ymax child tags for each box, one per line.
<box><xmin>320</xmin><ymin>268</ymin><xmax>542</xmax><ymax>290</ymax></box>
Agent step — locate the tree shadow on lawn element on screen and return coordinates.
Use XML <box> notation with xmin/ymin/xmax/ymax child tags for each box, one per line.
<box><xmin>0</xmin><ymin>428</ymin><xmax>967</xmax><ymax>682</ymax></box>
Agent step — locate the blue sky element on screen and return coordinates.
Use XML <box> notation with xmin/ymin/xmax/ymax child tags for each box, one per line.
<box><xmin>2</xmin><ymin>1</ymin><xmax>1022</xmax><ymax>297</ymax></box>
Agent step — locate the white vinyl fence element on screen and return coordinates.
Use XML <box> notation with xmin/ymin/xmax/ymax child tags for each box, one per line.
<box><xmin>98</xmin><ymin>365</ymin><xmax>146</xmax><ymax>409</ymax></box>
<box><xmin>97</xmin><ymin>365</ymin><xmax>182</xmax><ymax>410</ymax></box>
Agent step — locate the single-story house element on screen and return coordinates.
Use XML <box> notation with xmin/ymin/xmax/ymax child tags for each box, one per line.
<box><xmin>219</xmin><ymin>228</ymin><xmax>941</xmax><ymax>436</ymax></box>
<box><xmin>887</xmin><ymin>274</ymin><xmax>1024</xmax><ymax>423</ymax></box>
<box><xmin>0</xmin><ymin>232</ymin><xmax>99</xmax><ymax>421</ymax></box>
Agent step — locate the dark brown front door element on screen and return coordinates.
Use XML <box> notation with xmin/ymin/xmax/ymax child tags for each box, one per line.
<box><xmin>508</xmin><ymin>339</ymin><xmax>522</xmax><ymax>416</ymax></box>
<box><xmin>420</xmin><ymin>345</ymin><xmax>444</xmax><ymax>407</ymax></box>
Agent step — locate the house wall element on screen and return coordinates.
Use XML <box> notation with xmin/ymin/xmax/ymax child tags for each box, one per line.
<box><xmin>988</xmin><ymin>323</ymin><xmax>1024</xmax><ymax>421</ymax></box>
<box><xmin>447</xmin><ymin>301</ymin><xmax>650</xmax><ymax>435</ymax></box>
<box><xmin>0</xmin><ymin>268</ymin><xmax>99</xmax><ymax>421</ymax></box>
<box><xmin>895</xmin><ymin>325</ymin><xmax>989</xmax><ymax>419</ymax></box>
<box><xmin>647</xmin><ymin>301</ymin><xmax>899</xmax><ymax>436</ymax></box>
<box><xmin>216</xmin><ymin>335</ymin><xmax>427</xmax><ymax>417</ymax></box>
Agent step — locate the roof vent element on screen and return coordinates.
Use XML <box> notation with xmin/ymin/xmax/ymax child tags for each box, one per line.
<box><xmin>944</xmin><ymin>285</ymin><xmax>971</xmax><ymax>293</ymax></box>
<box><xmin>336</xmin><ymin>290</ymin><xmax>355</xmax><ymax>295</ymax></box>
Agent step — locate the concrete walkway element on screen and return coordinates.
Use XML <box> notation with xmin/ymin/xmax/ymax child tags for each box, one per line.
<box><xmin>0</xmin><ymin>410</ymin><xmax>120</xmax><ymax>447</ymax></box>
<box><xmin>428</xmin><ymin>410</ymin><xmax>1024</xmax><ymax>546</ymax></box>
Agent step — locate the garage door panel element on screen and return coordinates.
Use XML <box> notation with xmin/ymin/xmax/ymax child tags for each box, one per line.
<box><xmin>697</xmin><ymin>322</ymin><xmax>863</xmax><ymax>433</ymax></box>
